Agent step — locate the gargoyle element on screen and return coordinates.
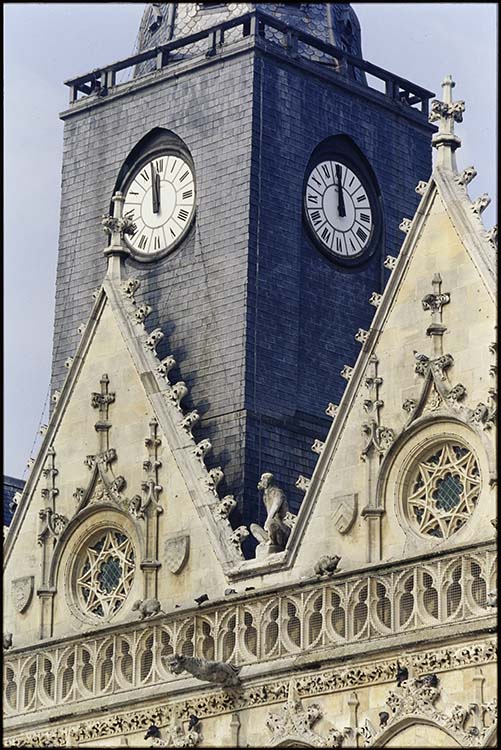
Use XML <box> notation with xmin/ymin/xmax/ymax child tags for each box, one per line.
<box><xmin>314</xmin><ymin>555</ymin><xmax>341</xmax><ymax>577</ymax></box>
<box><xmin>166</xmin><ymin>654</ymin><xmax>241</xmax><ymax>687</ymax></box>
<box><xmin>249</xmin><ymin>473</ymin><xmax>291</xmax><ymax>557</ymax></box>
<box><xmin>132</xmin><ymin>597</ymin><xmax>164</xmax><ymax>619</ymax></box>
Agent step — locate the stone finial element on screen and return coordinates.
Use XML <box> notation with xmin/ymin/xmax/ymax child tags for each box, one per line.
<box><xmin>455</xmin><ymin>166</ymin><xmax>477</xmax><ymax>187</ymax></box>
<box><xmin>369</xmin><ymin>292</ymin><xmax>382</xmax><ymax>307</ymax></box>
<box><xmin>157</xmin><ymin>355</ymin><xmax>177</xmax><ymax>378</ymax></box>
<box><xmin>134</xmin><ymin>304</ymin><xmax>152</xmax><ymax>324</ymax></box>
<box><xmin>383</xmin><ymin>255</ymin><xmax>397</xmax><ymax>271</ymax></box>
<box><xmin>340</xmin><ymin>365</ymin><xmax>353</xmax><ymax>381</ymax></box>
<box><xmin>168</xmin><ymin>381</ymin><xmax>188</xmax><ymax>407</ymax></box>
<box><xmin>295</xmin><ymin>475</ymin><xmax>311</xmax><ymax>492</ymax></box>
<box><xmin>422</xmin><ymin>273</ymin><xmax>450</xmax><ymax>356</ymax></box>
<box><xmin>311</xmin><ymin>439</ymin><xmax>325</xmax><ymax>455</ymax></box>
<box><xmin>325</xmin><ymin>402</ymin><xmax>338</xmax><ymax>418</ymax></box>
<box><xmin>145</xmin><ymin>328</ymin><xmax>164</xmax><ymax>352</ymax></box>
<box><xmin>121</xmin><ymin>277</ymin><xmax>140</xmax><ymax>299</ymax></box>
<box><xmin>485</xmin><ymin>225</ymin><xmax>497</xmax><ymax>247</ymax></box>
<box><xmin>215</xmin><ymin>495</ymin><xmax>236</xmax><ymax>519</ymax></box>
<box><xmin>471</xmin><ymin>194</ymin><xmax>491</xmax><ymax>215</ymax></box>
<box><xmin>194</xmin><ymin>439</ymin><xmax>211</xmax><ymax>460</ymax></box>
<box><xmin>229</xmin><ymin>526</ymin><xmax>249</xmax><ymax>556</ymax></box>
<box><xmin>355</xmin><ymin>328</ymin><xmax>369</xmax><ymax>343</ymax></box>
<box><xmin>415</xmin><ymin>180</ymin><xmax>428</xmax><ymax>195</ymax></box>
<box><xmin>430</xmin><ymin>74</ymin><xmax>464</xmax><ymax>170</ymax></box>
<box><xmin>181</xmin><ymin>410</ymin><xmax>200</xmax><ymax>434</ymax></box>
<box><xmin>103</xmin><ymin>191</ymin><xmax>136</xmax><ymax>258</ymax></box>
<box><xmin>206</xmin><ymin>466</ymin><xmax>224</xmax><ymax>492</ymax></box>
<box><xmin>399</xmin><ymin>218</ymin><xmax>412</xmax><ymax>233</ymax></box>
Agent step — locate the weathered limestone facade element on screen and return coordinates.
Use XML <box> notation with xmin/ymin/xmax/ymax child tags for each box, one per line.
<box><xmin>3</xmin><ymin>6</ymin><xmax>497</xmax><ymax>749</ymax></box>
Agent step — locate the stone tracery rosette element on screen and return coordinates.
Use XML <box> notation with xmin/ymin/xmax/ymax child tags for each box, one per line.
<box><xmin>75</xmin><ymin>529</ymin><xmax>136</xmax><ymax>619</ymax></box>
<box><xmin>406</xmin><ymin>441</ymin><xmax>481</xmax><ymax>539</ymax></box>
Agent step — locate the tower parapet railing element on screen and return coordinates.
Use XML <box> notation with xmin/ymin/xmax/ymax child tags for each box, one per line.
<box><xmin>64</xmin><ymin>10</ymin><xmax>434</xmax><ymax>115</ymax></box>
<box><xmin>3</xmin><ymin>541</ymin><xmax>496</xmax><ymax>720</ymax></box>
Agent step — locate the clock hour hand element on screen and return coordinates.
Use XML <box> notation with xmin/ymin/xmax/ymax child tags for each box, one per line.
<box><xmin>335</xmin><ymin>163</ymin><xmax>346</xmax><ymax>218</ymax></box>
<box><xmin>151</xmin><ymin>163</ymin><xmax>160</xmax><ymax>213</ymax></box>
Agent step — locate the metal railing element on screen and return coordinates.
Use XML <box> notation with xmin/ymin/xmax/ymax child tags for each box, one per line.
<box><xmin>64</xmin><ymin>10</ymin><xmax>434</xmax><ymax>114</ymax></box>
<box><xmin>3</xmin><ymin>544</ymin><xmax>495</xmax><ymax>718</ymax></box>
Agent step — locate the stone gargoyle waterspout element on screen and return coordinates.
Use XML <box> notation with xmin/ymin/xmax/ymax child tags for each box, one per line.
<box><xmin>166</xmin><ymin>654</ymin><xmax>241</xmax><ymax>687</ymax></box>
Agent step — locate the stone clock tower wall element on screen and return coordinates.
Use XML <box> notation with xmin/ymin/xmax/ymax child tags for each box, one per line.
<box><xmin>51</xmin><ymin>5</ymin><xmax>433</xmax><ymax>529</ymax></box>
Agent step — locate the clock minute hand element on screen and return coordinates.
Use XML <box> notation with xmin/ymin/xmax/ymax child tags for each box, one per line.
<box><xmin>335</xmin><ymin>164</ymin><xmax>346</xmax><ymax>218</ymax></box>
<box><xmin>151</xmin><ymin>163</ymin><xmax>160</xmax><ymax>213</ymax></box>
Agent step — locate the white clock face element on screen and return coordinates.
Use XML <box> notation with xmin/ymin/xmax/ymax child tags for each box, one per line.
<box><xmin>305</xmin><ymin>160</ymin><xmax>374</xmax><ymax>259</ymax></box>
<box><xmin>123</xmin><ymin>153</ymin><xmax>196</xmax><ymax>257</ymax></box>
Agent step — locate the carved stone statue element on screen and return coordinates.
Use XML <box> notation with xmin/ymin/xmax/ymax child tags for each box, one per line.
<box><xmin>314</xmin><ymin>555</ymin><xmax>341</xmax><ymax>577</ymax></box>
<box><xmin>132</xmin><ymin>597</ymin><xmax>164</xmax><ymax>620</ymax></box>
<box><xmin>250</xmin><ymin>473</ymin><xmax>292</xmax><ymax>557</ymax></box>
<box><xmin>166</xmin><ymin>654</ymin><xmax>241</xmax><ymax>687</ymax></box>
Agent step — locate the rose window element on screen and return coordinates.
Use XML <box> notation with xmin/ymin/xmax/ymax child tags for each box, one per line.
<box><xmin>76</xmin><ymin>530</ymin><xmax>135</xmax><ymax>619</ymax></box>
<box><xmin>406</xmin><ymin>443</ymin><xmax>480</xmax><ymax>539</ymax></box>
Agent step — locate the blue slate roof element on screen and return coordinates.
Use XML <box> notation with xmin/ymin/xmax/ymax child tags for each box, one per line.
<box><xmin>3</xmin><ymin>475</ymin><xmax>24</xmax><ymax>527</ymax></box>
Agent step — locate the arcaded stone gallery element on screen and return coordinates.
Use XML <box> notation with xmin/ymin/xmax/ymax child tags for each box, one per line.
<box><xmin>3</xmin><ymin>4</ymin><xmax>497</xmax><ymax>747</ymax></box>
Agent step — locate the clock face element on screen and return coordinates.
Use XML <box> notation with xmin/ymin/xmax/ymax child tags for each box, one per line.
<box><xmin>304</xmin><ymin>159</ymin><xmax>376</xmax><ymax>262</ymax></box>
<box><xmin>122</xmin><ymin>152</ymin><xmax>196</xmax><ymax>259</ymax></box>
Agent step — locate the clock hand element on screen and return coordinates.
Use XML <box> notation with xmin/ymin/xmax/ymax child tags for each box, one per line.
<box><xmin>151</xmin><ymin>163</ymin><xmax>160</xmax><ymax>213</ymax></box>
<box><xmin>155</xmin><ymin>168</ymin><xmax>161</xmax><ymax>213</ymax></box>
<box><xmin>335</xmin><ymin>164</ymin><xmax>346</xmax><ymax>218</ymax></box>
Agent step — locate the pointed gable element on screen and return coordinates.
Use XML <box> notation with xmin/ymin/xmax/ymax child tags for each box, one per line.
<box><xmin>284</xmin><ymin>76</ymin><xmax>497</xmax><ymax>578</ymax></box>
<box><xmin>4</xmin><ymin>269</ymin><xmax>247</xmax><ymax>647</ymax></box>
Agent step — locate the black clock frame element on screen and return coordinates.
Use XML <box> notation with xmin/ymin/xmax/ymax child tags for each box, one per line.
<box><xmin>303</xmin><ymin>137</ymin><xmax>383</xmax><ymax>267</ymax></box>
<box><xmin>113</xmin><ymin>129</ymin><xmax>197</xmax><ymax>262</ymax></box>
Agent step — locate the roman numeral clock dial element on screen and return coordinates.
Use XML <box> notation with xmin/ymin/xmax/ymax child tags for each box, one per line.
<box><xmin>304</xmin><ymin>157</ymin><xmax>380</xmax><ymax>265</ymax></box>
<box><xmin>122</xmin><ymin>152</ymin><xmax>196</xmax><ymax>260</ymax></box>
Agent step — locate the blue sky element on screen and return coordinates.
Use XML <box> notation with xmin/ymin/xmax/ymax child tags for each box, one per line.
<box><xmin>4</xmin><ymin>3</ymin><xmax>497</xmax><ymax>479</ymax></box>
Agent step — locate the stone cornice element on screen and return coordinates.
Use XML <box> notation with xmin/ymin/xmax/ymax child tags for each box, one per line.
<box><xmin>4</xmin><ymin>636</ymin><xmax>496</xmax><ymax>745</ymax></box>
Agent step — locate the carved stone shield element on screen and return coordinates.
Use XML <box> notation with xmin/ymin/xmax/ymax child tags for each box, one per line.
<box><xmin>331</xmin><ymin>494</ymin><xmax>357</xmax><ymax>535</ymax></box>
<box><xmin>164</xmin><ymin>535</ymin><xmax>190</xmax><ymax>574</ymax></box>
<box><xmin>12</xmin><ymin>576</ymin><xmax>34</xmax><ymax>613</ymax></box>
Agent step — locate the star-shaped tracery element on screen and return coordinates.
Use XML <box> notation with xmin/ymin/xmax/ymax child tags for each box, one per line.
<box><xmin>407</xmin><ymin>443</ymin><xmax>480</xmax><ymax>539</ymax></box>
<box><xmin>76</xmin><ymin>530</ymin><xmax>135</xmax><ymax>618</ymax></box>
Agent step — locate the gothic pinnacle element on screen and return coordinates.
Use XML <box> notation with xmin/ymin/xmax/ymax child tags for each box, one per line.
<box><xmin>429</xmin><ymin>74</ymin><xmax>464</xmax><ymax>172</ymax></box>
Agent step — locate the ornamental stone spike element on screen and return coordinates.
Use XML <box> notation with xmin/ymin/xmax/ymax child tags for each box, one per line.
<box><xmin>103</xmin><ymin>191</ymin><xmax>136</xmax><ymax>276</ymax></box>
<box><xmin>485</xmin><ymin>224</ymin><xmax>498</xmax><ymax>247</ymax></box>
<box><xmin>430</xmin><ymin>74</ymin><xmax>464</xmax><ymax>172</ymax></box>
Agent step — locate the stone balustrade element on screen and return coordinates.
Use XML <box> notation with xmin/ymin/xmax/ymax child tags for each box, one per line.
<box><xmin>3</xmin><ymin>543</ymin><xmax>496</xmax><ymax>718</ymax></box>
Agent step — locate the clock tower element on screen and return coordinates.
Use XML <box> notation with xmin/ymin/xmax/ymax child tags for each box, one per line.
<box><xmin>52</xmin><ymin>3</ymin><xmax>434</xmax><ymax>534</ymax></box>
